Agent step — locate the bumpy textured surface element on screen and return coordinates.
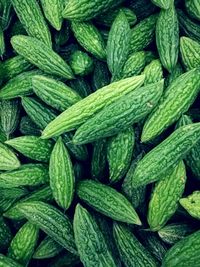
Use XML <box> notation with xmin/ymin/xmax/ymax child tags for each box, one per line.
<box><xmin>158</xmin><ymin>223</ymin><xmax>195</xmax><ymax>245</ymax></box>
<box><xmin>8</xmin><ymin>222</ymin><xmax>39</xmax><ymax>266</ymax></box>
<box><xmin>0</xmin><ymin>142</ymin><xmax>20</xmax><ymax>171</ymax></box>
<box><xmin>92</xmin><ymin>61</ymin><xmax>110</xmax><ymax>91</ymax></box>
<box><xmin>107</xmin><ymin>10</ymin><xmax>130</xmax><ymax>80</ymax></box>
<box><xmin>11</xmin><ymin>0</ymin><xmax>52</xmax><ymax>46</ymax></box>
<box><xmin>19</xmin><ymin>116</ymin><xmax>40</xmax><ymax>136</ymax></box>
<box><xmin>42</xmin><ymin>75</ymin><xmax>145</xmax><ymax>138</ymax></box>
<box><xmin>133</xmin><ymin>123</ymin><xmax>200</xmax><ymax>187</ymax></box>
<box><xmin>180</xmin><ymin>191</ymin><xmax>200</xmax><ymax>220</ymax></box>
<box><xmin>62</xmin><ymin>0</ymin><xmax>123</xmax><ymax>20</ymax></box>
<box><xmin>21</xmin><ymin>97</ymin><xmax>88</xmax><ymax>162</ymax></box>
<box><xmin>71</xmin><ymin>21</ymin><xmax>106</xmax><ymax>60</ymax></box>
<box><xmin>32</xmin><ymin>75</ymin><xmax>82</xmax><ymax>112</ymax></box>
<box><xmin>152</xmin><ymin>0</ymin><xmax>173</xmax><ymax>9</ymax></box>
<box><xmin>0</xmin><ymin>254</ymin><xmax>23</xmax><ymax>267</ymax></box>
<box><xmin>77</xmin><ymin>180</ymin><xmax>141</xmax><ymax>225</ymax></box>
<box><xmin>113</xmin><ymin>223</ymin><xmax>158</xmax><ymax>267</ymax></box>
<box><xmin>0</xmin><ymin>99</ymin><xmax>20</xmax><ymax>139</ymax></box>
<box><xmin>69</xmin><ymin>50</ymin><xmax>94</xmax><ymax>76</ymax></box>
<box><xmin>33</xmin><ymin>236</ymin><xmax>63</xmax><ymax>259</ymax></box>
<box><xmin>162</xmin><ymin>231</ymin><xmax>200</xmax><ymax>267</ymax></box>
<box><xmin>130</xmin><ymin>14</ymin><xmax>158</xmax><ymax>54</ymax></box>
<box><xmin>73</xmin><ymin>205</ymin><xmax>117</xmax><ymax>267</ymax></box>
<box><xmin>5</xmin><ymin>136</ymin><xmax>54</xmax><ymax>162</ymax></box>
<box><xmin>2</xmin><ymin>55</ymin><xmax>33</xmax><ymax>81</ymax></box>
<box><xmin>142</xmin><ymin>68</ymin><xmax>200</xmax><ymax>142</ymax></box>
<box><xmin>11</xmin><ymin>35</ymin><xmax>74</xmax><ymax>79</ymax></box>
<box><xmin>73</xmin><ymin>80</ymin><xmax>163</xmax><ymax>144</ymax></box>
<box><xmin>107</xmin><ymin>127</ymin><xmax>135</xmax><ymax>183</ymax></box>
<box><xmin>148</xmin><ymin>161</ymin><xmax>186</xmax><ymax>231</ymax></box>
<box><xmin>180</xmin><ymin>37</ymin><xmax>200</xmax><ymax>70</ymax></box>
<box><xmin>40</xmin><ymin>0</ymin><xmax>63</xmax><ymax>31</ymax></box>
<box><xmin>156</xmin><ymin>4</ymin><xmax>179</xmax><ymax>72</ymax></box>
<box><xmin>143</xmin><ymin>59</ymin><xmax>163</xmax><ymax>85</ymax></box>
<box><xmin>185</xmin><ymin>0</ymin><xmax>200</xmax><ymax>20</ymax></box>
<box><xmin>49</xmin><ymin>137</ymin><xmax>75</xmax><ymax>210</ymax></box>
<box><xmin>0</xmin><ymin>164</ymin><xmax>49</xmax><ymax>188</ymax></box>
<box><xmin>16</xmin><ymin>201</ymin><xmax>77</xmax><ymax>254</ymax></box>
<box><xmin>122</xmin><ymin>51</ymin><xmax>146</xmax><ymax>78</ymax></box>
<box><xmin>0</xmin><ymin>70</ymin><xmax>42</xmax><ymax>100</ymax></box>
<box><xmin>165</xmin><ymin>62</ymin><xmax>183</xmax><ymax>87</ymax></box>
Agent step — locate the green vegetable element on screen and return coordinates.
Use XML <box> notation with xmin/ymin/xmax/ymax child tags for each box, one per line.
<box><xmin>180</xmin><ymin>191</ymin><xmax>200</xmax><ymax>220</ymax></box>
<box><xmin>185</xmin><ymin>0</ymin><xmax>200</xmax><ymax>21</ymax></box>
<box><xmin>69</xmin><ymin>50</ymin><xmax>94</xmax><ymax>76</ymax></box>
<box><xmin>0</xmin><ymin>142</ymin><xmax>20</xmax><ymax>171</ymax></box>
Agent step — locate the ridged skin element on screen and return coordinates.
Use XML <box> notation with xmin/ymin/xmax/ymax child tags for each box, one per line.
<box><xmin>143</xmin><ymin>59</ymin><xmax>163</xmax><ymax>85</ymax></box>
<box><xmin>148</xmin><ymin>161</ymin><xmax>186</xmax><ymax>231</ymax></box>
<box><xmin>8</xmin><ymin>222</ymin><xmax>39</xmax><ymax>266</ymax></box>
<box><xmin>32</xmin><ymin>75</ymin><xmax>82</xmax><ymax>112</ymax></box>
<box><xmin>107</xmin><ymin>10</ymin><xmax>131</xmax><ymax>80</ymax></box>
<box><xmin>91</xmin><ymin>139</ymin><xmax>107</xmax><ymax>181</ymax></box>
<box><xmin>19</xmin><ymin>116</ymin><xmax>40</xmax><ymax>136</ymax></box>
<box><xmin>133</xmin><ymin>123</ymin><xmax>200</xmax><ymax>188</ymax></box>
<box><xmin>96</xmin><ymin>7</ymin><xmax>137</xmax><ymax>27</ymax></box>
<box><xmin>71</xmin><ymin>21</ymin><xmax>106</xmax><ymax>60</ymax></box>
<box><xmin>162</xmin><ymin>230</ymin><xmax>200</xmax><ymax>267</ymax></box>
<box><xmin>77</xmin><ymin>180</ymin><xmax>141</xmax><ymax>225</ymax></box>
<box><xmin>0</xmin><ymin>99</ymin><xmax>20</xmax><ymax>139</ymax></box>
<box><xmin>142</xmin><ymin>68</ymin><xmax>200</xmax><ymax>142</ymax></box>
<box><xmin>40</xmin><ymin>0</ymin><xmax>63</xmax><ymax>31</ymax></box>
<box><xmin>16</xmin><ymin>201</ymin><xmax>77</xmax><ymax>254</ymax></box>
<box><xmin>0</xmin><ymin>1</ymin><xmax>12</xmax><ymax>31</ymax></box>
<box><xmin>0</xmin><ymin>217</ymin><xmax>12</xmax><ymax>251</ymax></box>
<box><xmin>2</xmin><ymin>55</ymin><xmax>33</xmax><ymax>81</ymax></box>
<box><xmin>49</xmin><ymin>137</ymin><xmax>75</xmax><ymax>210</ymax></box>
<box><xmin>4</xmin><ymin>186</ymin><xmax>53</xmax><ymax>220</ymax></box>
<box><xmin>11</xmin><ymin>0</ymin><xmax>51</xmax><ymax>46</ymax></box>
<box><xmin>180</xmin><ymin>191</ymin><xmax>200</xmax><ymax>220</ymax></box>
<box><xmin>177</xmin><ymin>115</ymin><xmax>200</xmax><ymax>179</ymax></box>
<box><xmin>62</xmin><ymin>0</ymin><xmax>123</xmax><ymax>20</ymax></box>
<box><xmin>130</xmin><ymin>14</ymin><xmax>158</xmax><ymax>54</ymax></box>
<box><xmin>122</xmin><ymin>51</ymin><xmax>146</xmax><ymax>78</ymax></box>
<box><xmin>180</xmin><ymin>37</ymin><xmax>200</xmax><ymax>70</ymax></box>
<box><xmin>0</xmin><ymin>70</ymin><xmax>42</xmax><ymax>100</ymax></box>
<box><xmin>156</xmin><ymin>4</ymin><xmax>179</xmax><ymax>72</ymax></box>
<box><xmin>178</xmin><ymin>9</ymin><xmax>200</xmax><ymax>42</ymax></box>
<box><xmin>185</xmin><ymin>0</ymin><xmax>200</xmax><ymax>20</ymax></box>
<box><xmin>33</xmin><ymin>236</ymin><xmax>63</xmax><ymax>259</ymax></box>
<box><xmin>5</xmin><ymin>136</ymin><xmax>54</xmax><ymax>162</ymax></box>
<box><xmin>69</xmin><ymin>50</ymin><xmax>94</xmax><ymax>76</ymax></box>
<box><xmin>122</xmin><ymin>153</ymin><xmax>146</xmax><ymax>209</ymax></box>
<box><xmin>0</xmin><ymin>163</ymin><xmax>49</xmax><ymax>188</ymax></box>
<box><xmin>0</xmin><ymin>198</ymin><xmax>18</xmax><ymax>214</ymax></box>
<box><xmin>158</xmin><ymin>223</ymin><xmax>195</xmax><ymax>245</ymax></box>
<box><xmin>69</xmin><ymin>77</ymin><xmax>92</xmax><ymax>97</ymax></box>
<box><xmin>165</xmin><ymin>62</ymin><xmax>183</xmax><ymax>87</ymax></box>
<box><xmin>92</xmin><ymin>61</ymin><xmax>110</xmax><ymax>91</ymax></box>
<box><xmin>0</xmin><ymin>187</ymin><xmax>28</xmax><ymax>199</ymax></box>
<box><xmin>107</xmin><ymin>127</ymin><xmax>135</xmax><ymax>183</ymax></box>
<box><xmin>113</xmin><ymin>223</ymin><xmax>158</xmax><ymax>267</ymax></box>
<box><xmin>21</xmin><ymin>97</ymin><xmax>88</xmax><ymax>161</ymax></box>
<box><xmin>73</xmin><ymin>80</ymin><xmax>164</xmax><ymax>145</ymax></box>
<box><xmin>73</xmin><ymin>205</ymin><xmax>117</xmax><ymax>267</ymax></box>
<box><xmin>0</xmin><ymin>27</ymin><xmax>5</xmax><ymax>57</ymax></box>
<box><xmin>11</xmin><ymin>35</ymin><xmax>74</xmax><ymax>79</ymax></box>
<box><xmin>42</xmin><ymin>75</ymin><xmax>145</xmax><ymax>139</ymax></box>
<box><xmin>0</xmin><ymin>142</ymin><xmax>20</xmax><ymax>171</ymax></box>
<box><xmin>0</xmin><ymin>254</ymin><xmax>23</xmax><ymax>267</ymax></box>
<box><xmin>152</xmin><ymin>0</ymin><xmax>173</xmax><ymax>9</ymax></box>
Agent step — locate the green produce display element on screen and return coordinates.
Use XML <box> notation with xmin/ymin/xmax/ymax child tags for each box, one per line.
<box><xmin>0</xmin><ymin>1</ymin><xmax>200</xmax><ymax>266</ymax></box>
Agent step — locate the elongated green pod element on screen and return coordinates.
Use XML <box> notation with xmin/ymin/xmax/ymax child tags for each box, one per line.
<box><xmin>73</xmin><ymin>204</ymin><xmax>117</xmax><ymax>267</ymax></box>
<box><xmin>49</xmin><ymin>137</ymin><xmax>75</xmax><ymax>210</ymax></box>
<box><xmin>152</xmin><ymin>0</ymin><xmax>173</xmax><ymax>9</ymax></box>
<box><xmin>41</xmin><ymin>75</ymin><xmax>145</xmax><ymax>139</ymax></box>
<box><xmin>0</xmin><ymin>254</ymin><xmax>23</xmax><ymax>267</ymax></box>
<box><xmin>180</xmin><ymin>191</ymin><xmax>200</xmax><ymax>220</ymax></box>
<box><xmin>185</xmin><ymin>0</ymin><xmax>200</xmax><ymax>20</ymax></box>
<box><xmin>11</xmin><ymin>35</ymin><xmax>74</xmax><ymax>80</ymax></box>
<box><xmin>148</xmin><ymin>161</ymin><xmax>186</xmax><ymax>231</ymax></box>
<box><xmin>156</xmin><ymin>4</ymin><xmax>179</xmax><ymax>72</ymax></box>
<box><xmin>8</xmin><ymin>222</ymin><xmax>39</xmax><ymax>266</ymax></box>
<box><xmin>0</xmin><ymin>142</ymin><xmax>20</xmax><ymax>171</ymax></box>
<box><xmin>77</xmin><ymin>179</ymin><xmax>141</xmax><ymax>225</ymax></box>
<box><xmin>16</xmin><ymin>201</ymin><xmax>77</xmax><ymax>254</ymax></box>
<box><xmin>143</xmin><ymin>59</ymin><xmax>163</xmax><ymax>85</ymax></box>
<box><xmin>11</xmin><ymin>0</ymin><xmax>52</xmax><ymax>46</ymax></box>
<box><xmin>5</xmin><ymin>136</ymin><xmax>54</xmax><ymax>162</ymax></box>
